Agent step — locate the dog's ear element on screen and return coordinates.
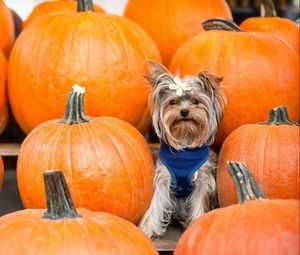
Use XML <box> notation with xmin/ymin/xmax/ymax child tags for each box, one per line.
<box><xmin>144</xmin><ymin>60</ymin><xmax>173</xmax><ymax>87</ymax></box>
<box><xmin>198</xmin><ymin>71</ymin><xmax>227</xmax><ymax>124</ymax></box>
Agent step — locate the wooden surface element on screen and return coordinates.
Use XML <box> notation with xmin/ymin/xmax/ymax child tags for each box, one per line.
<box><xmin>153</xmin><ymin>224</ymin><xmax>183</xmax><ymax>251</ymax></box>
<box><xmin>0</xmin><ymin>142</ymin><xmax>183</xmax><ymax>253</ymax></box>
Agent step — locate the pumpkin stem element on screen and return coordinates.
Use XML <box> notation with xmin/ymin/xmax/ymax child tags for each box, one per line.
<box><xmin>59</xmin><ymin>84</ymin><xmax>91</xmax><ymax>125</ymax></box>
<box><xmin>259</xmin><ymin>106</ymin><xmax>299</xmax><ymax>126</ymax></box>
<box><xmin>226</xmin><ymin>161</ymin><xmax>266</xmax><ymax>203</ymax></box>
<box><xmin>43</xmin><ymin>170</ymin><xmax>81</xmax><ymax>219</ymax></box>
<box><xmin>202</xmin><ymin>18</ymin><xmax>245</xmax><ymax>32</ymax></box>
<box><xmin>261</xmin><ymin>0</ymin><xmax>277</xmax><ymax>17</ymax></box>
<box><xmin>77</xmin><ymin>0</ymin><xmax>94</xmax><ymax>12</ymax></box>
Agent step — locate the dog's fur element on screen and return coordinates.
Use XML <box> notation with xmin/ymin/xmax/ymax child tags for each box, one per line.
<box><xmin>139</xmin><ymin>61</ymin><xmax>227</xmax><ymax>238</ymax></box>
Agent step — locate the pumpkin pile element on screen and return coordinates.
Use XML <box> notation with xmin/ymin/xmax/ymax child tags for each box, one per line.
<box><xmin>169</xmin><ymin>18</ymin><xmax>299</xmax><ymax>148</ymax></box>
<box><xmin>0</xmin><ymin>0</ymin><xmax>299</xmax><ymax>253</ymax></box>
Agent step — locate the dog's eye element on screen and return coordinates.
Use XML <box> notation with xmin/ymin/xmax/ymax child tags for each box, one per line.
<box><xmin>192</xmin><ymin>99</ymin><xmax>199</xmax><ymax>105</ymax></box>
<box><xmin>170</xmin><ymin>99</ymin><xmax>177</xmax><ymax>105</ymax></box>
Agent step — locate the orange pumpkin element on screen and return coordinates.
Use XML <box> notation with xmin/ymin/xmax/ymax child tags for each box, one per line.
<box><xmin>124</xmin><ymin>0</ymin><xmax>232</xmax><ymax>66</ymax></box>
<box><xmin>17</xmin><ymin>85</ymin><xmax>154</xmax><ymax>224</ymax></box>
<box><xmin>0</xmin><ymin>154</ymin><xmax>3</xmax><ymax>191</ymax></box>
<box><xmin>217</xmin><ymin>106</ymin><xmax>299</xmax><ymax>207</ymax></box>
<box><xmin>175</xmin><ymin>162</ymin><xmax>299</xmax><ymax>255</ymax></box>
<box><xmin>0</xmin><ymin>50</ymin><xmax>8</xmax><ymax>135</ymax></box>
<box><xmin>8</xmin><ymin>0</ymin><xmax>161</xmax><ymax>134</ymax></box>
<box><xmin>23</xmin><ymin>0</ymin><xmax>105</xmax><ymax>29</ymax></box>
<box><xmin>0</xmin><ymin>0</ymin><xmax>14</xmax><ymax>58</ymax></box>
<box><xmin>0</xmin><ymin>170</ymin><xmax>158</xmax><ymax>255</ymax></box>
<box><xmin>240</xmin><ymin>0</ymin><xmax>299</xmax><ymax>54</ymax></box>
<box><xmin>169</xmin><ymin>19</ymin><xmax>299</xmax><ymax>148</ymax></box>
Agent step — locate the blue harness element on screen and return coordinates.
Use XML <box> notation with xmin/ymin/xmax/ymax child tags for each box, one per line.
<box><xmin>159</xmin><ymin>143</ymin><xmax>209</xmax><ymax>198</ymax></box>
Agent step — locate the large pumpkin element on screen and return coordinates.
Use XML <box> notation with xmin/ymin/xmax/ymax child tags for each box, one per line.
<box><xmin>175</xmin><ymin>162</ymin><xmax>299</xmax><ymax>255</ymax></box>
<box><xmin>0</xmin><ymin>0</ymin><xmax>14</xmax><ymax>58</ymax></box>
<box><xmin>8</xmin><ymin>0</ymin><xmax>161</xmax><ymax>134</ymax></box>
<box><xmin>0</xmin><ymin>171</ymin><xmax>158</xmax><ymax>255</ymax></box>
<box><xmin>17</xmin><ymin>85</ymin><xmax>154</xmax><ymax>224</ymax></box>
<box><xmin>240</xmin><ymin>0</ymin><xmax>299</xmax><ymax>54</ymax></box>
<box><xmin>124</xmin><ymin>0</ymin><xmax>232</xmax><ymax>66</ymax></box>
<box><xmin>0</xmin><ymin>50</ymin><xmax>8</xmax><ymax>135</ymax></box>
<box><xmin>0</xmin><ymin>154</ymin><xmax>3</xmax><ymax>191</ymax></box>
<box><xmin>169</xmin><ymin>19</ymin><xmax>299</xmax><ymax>148</ymax></box>
<box><xmin>217</xmin><ymin>106</ymin><xmax>299</xmax><ymax>207</ymax></box>
<box><xmin>23</xmin><ymin>0</ymin><xmax>105</xmax><ymax>29</ymax></box>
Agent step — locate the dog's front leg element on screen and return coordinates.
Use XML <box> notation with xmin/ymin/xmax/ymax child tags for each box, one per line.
<box><xmin>185</xmin><ymin>163</ymin><xmax>217</xmax><ymax>227</ymax></box>
<box><xmin>138</xmin><ymin>162</ymin><xmax>174</xmax><ymax>238</ymax></box>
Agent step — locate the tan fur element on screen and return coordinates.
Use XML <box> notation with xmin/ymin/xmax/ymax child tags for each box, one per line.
<box><xmin>139</xmin><ymin>60</ymin><xmax>227</xmax><ymax>238</ymax></box>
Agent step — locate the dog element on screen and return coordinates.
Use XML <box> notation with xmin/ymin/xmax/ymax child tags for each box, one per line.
<box><xmin>139</xmin><ymin>60</ymin><xmax>227</xmax><ymax>238</ymax></box>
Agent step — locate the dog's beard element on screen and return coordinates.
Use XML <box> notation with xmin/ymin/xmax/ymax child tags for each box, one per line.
<box><xmin>161</xmin><ymin>108</ymin><xmax>210</xmax><ymax>150</ymax></box>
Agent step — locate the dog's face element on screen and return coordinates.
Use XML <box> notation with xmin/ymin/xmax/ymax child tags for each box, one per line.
<box><xmin>146</xmin><ymin>61</ymin><xmax>227</xmax><ymax>150</ymax></box>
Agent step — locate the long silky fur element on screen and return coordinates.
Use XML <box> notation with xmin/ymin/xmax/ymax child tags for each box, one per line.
<box><xmin>139</xmin><ymin>61</ymin><xmax>226</xmax><ymax>238</ymax></box>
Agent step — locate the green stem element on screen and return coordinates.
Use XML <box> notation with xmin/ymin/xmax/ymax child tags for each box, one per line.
<box><xmin>260</xmin><ymin>0</ymin><xmax>277</xmax><ymax>17</ymax></box>
<box><xmin>77</xmin><ymin>0</ymin><xmax>94</xmax><ymax>12</ymax></box>
<box><xmin>226</xmin><ymin>161</ymin><xmax>266</xmax><ymax>203</ymax></box>
<box><xmin>43</xmin><ymin>171</ymin><xmax>81</xmax><ymax>219</ymax></box>
<box><xmin>202</xmin><ymin>18</ymin><xmax>245</xmax><ymax>32</ymax></box>
<box><xmin>259</xmin><ymin>106</ymin><xmax>299</xmax><ymax>126</ymax></box>
<box><xmin>59</xmin><ymin>85</ymin><xmax>91</xmax><ymax>125</ymax></box>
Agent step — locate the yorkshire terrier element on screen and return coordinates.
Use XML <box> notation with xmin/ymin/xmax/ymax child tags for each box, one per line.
<box><xmin>139</xmin><ymin>60</ymin><xmax>227</xmax><ymax>238</ymax></box>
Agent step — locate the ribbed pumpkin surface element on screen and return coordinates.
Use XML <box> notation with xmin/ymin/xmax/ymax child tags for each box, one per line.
<box><xmin>0</xmin><ymin>208</ymin><xmax>158</xmax><ymax>255</ymax></box>
<box><xmin>240</xmin><ymin>17</ymin><xmax>300</xmax><ymax>54</ymax></box>
<box><xmin>8</xmin><ymin>13</ymin><xmax>161</xmax><ymax>134</ymax></box>
<box><xmin>17</xmin><ymin>117</ymin><xmax>154</xmax><ymax>224</ymax></box>
<box><xmin>124</xmin><ymin>0</ymin><xmax>232</xmax><ymax>65</ymax></box>
<box><xmin>217</xmin><ymin>122</ymin><xmax>299</xmax><ymax>206</ymax></box>
<box><xmin>175</xmin><ymin>199</ymin><xmax>299</xmax><ymax>255</ymax></box>
<box><xmin>169</xmin><ymin>30</ymin><xmax>299</xmax><ymax>147</ymax></box>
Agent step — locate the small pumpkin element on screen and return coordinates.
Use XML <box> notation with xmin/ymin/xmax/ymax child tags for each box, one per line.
<box><xmin>0</xmin><ymin>0</ymin><xmax>14</xmax><ymax>58</ymax></box>
<box><xmin>0</xmin><ymin>50</ymin><xmax>8</xmax><ymax>135</ymax></box>
<box><xmin>124</xmin><ymin>0</ymin><xmax>232</xmax><ymax>66</ymax></box>
<box><xmin>217</xmin><ymin>106</ymin><xmax>299</xmax><ymax>206</ymax></box>
<box><xmin>0</xmin><ymin>154</ymin><xmax>3</xmax><ymax>191</ymax></box>
<box><xmin>8</xmin><ymin>0</ymin><xmax>161</xmax><ymax>134</ymax></box>
<box><xmin>240</xmin><ymin>0</ymin><xmax>300</xmax><ymax>54</ymax></box>
<box><xmin>23</xmin><ymin>0</ymin><xmax>105</xmax><ymax>29</ymax></box>
<box><xmin>0</xmin><ymin>170</ymin><xmax>158</xmax><ymax>255</ymax></box>
<box><xmin>169</xmin><ymin>18</ymin><xmax>299</xmax><ymax>148</ymax></box>
<box><xmin>17</xmin><ymin>85</ymin><xmax>154</xmax><ymax>224</ymax></box>
<box><xmin>175</xmin><ymin>162</ymin><xmax>299</xmax><ymax>255</ymax></box>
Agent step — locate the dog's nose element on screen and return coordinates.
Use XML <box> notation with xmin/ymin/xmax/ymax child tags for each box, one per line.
<box><xmin>180</xmin><ymin>109</ymin><xmax>189</xmax><ymax>117</ymax></box>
